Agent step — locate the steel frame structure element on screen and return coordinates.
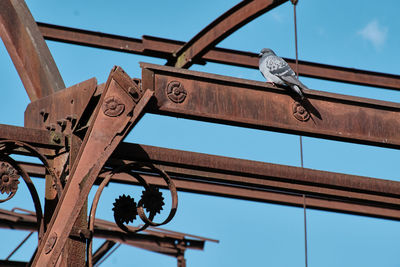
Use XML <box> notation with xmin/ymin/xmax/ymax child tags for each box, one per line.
<box><xmin>1</xmin><ymin>0</ymin><xmax>400</xmax><ymax>266</ymax></box>
<box><xmin>0</xmin><ymin>208</ymin><xmax>216</xmax><ymax>266</ymax></box>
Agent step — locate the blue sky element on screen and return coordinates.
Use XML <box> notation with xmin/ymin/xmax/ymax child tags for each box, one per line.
<box><xmin>1</xmin><ymin>1</ymin><xmax>400</xmax><ymax>266</ymax></box>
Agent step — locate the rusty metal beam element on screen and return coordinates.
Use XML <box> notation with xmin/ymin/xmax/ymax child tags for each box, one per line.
<box><xmin>0</xmin><ymin>124</ymin><xmax>64</xmax><ymax>148</ymax></box>
<box><xmin>37</xmin><ymin>22</ymin><xmax>400</xmax><ymax>90</ymax></box>
<box><xmin>142</xmin><ymin>63</ymin><xmax>400</xmax><ymax>149</ymax></box>
<box><xmin>18</xmin><ymin>141</ymin><xmax>400</xmax><ymax>221</ymax></box>
<box><xmin>136</xmin><ymin>176</ymin><xmax>400</xmax><ymax>221</ymax></box>
<box><xmin>172</xmin><ymin>0</ymin><xmax>287</xmax><ymax>68</ymax></box>
<box><xmin>0</xmin><ymin>260</ymin><xmax>27</xmax><ymax>266</ymax></box>
<box><xmin>0</xmin><ymin>1</ymin><xmax>65</xmax><ymax>101</ymax></box>
<box><xmin>0</xmin><ymin>209</ymin><xmax>207</xmax><ymax>257</ymax></box>
<box><xmin>110</xmin><ymin>143</ymin><xmax>400</xmax><ymax>221</ymax></box>
<box><xmin>32</xmin><ymin>67</ymin><xmax>153</xmax><ymax>266</ymax></box>
<box><xmin>111</xmin><ymin>143</ymin><xmax>400</xmax><ymax>200</ymax></box>
<box><xmin>94</xmin><ymin>219</ymin><xmax>205</xmax><ymax>256</ymax></box>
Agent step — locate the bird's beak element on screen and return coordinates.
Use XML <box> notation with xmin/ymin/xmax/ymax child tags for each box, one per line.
<box><xmin>258</xmin><ymin>52</ymin><xmax>263</xmax><ymax>57</ymax></box>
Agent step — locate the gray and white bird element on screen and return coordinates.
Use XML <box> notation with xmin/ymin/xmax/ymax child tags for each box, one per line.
<box><xmin>259</xmin><ymin>48</ymin><xmax>306</xmax><ymax>99</ymax></box>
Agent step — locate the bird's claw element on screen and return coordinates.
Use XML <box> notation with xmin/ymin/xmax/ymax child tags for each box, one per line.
<box><xmin>266</xmin><ymin>81</ymin><xmax>275</xmax><ymax>86</ymax></box>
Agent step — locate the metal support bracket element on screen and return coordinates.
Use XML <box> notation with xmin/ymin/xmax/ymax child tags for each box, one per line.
<box><xmin>32</xmin><ymin>66</ymin><xmax>153</xmax><ymax>266</ymax></box>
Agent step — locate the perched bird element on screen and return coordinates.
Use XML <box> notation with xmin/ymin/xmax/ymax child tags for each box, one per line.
<box><xmin>259</xmin><ymin>48</ymin><xmax>306</xmax><ymax>99</ymax></box>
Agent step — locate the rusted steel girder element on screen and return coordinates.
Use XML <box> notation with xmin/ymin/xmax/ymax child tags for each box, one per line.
<box><xmin>37</xmin><ymin>22</ymin><xmax>400</xmax><ymax>90</ymax></box>
<box><xmin>32</xmin><ymin>67</ymin><xmax>153</xmax><ymax>266</ymax></box>
<box><xmin>142</xmin><ymin>63</ymin><xmax>400</xmax><ymax>149</ymax></box>
<box><xmin>172</xmin><ymin>0</ymin><xmax>287</xmax><ymax>68</ymax></box>
<box><xmin>120</xmin><ymin>175</ymin><xmax>400</xmax><ymax>221</ymax></box>
<box><xmin>23</xmin><ymin>77</ymin><xmax>99</xmax><ymax>266</ymax></box>
<box><xmin>0</xmin><ymin>209</ymin><xmax>210</xmax><ymax>262</ymax></box>
<box><xmin>110</xmin><ymin>143</ymin><xmax>400</xmax><ymax>221</ymax></box>
<box><xmin>0</xmin><ymin>0</ymin><xmax>65</xmax><ymax>101</ymax></box>
<box><xmin>0</xmin><ymin>260</ymin><xmax>26</xmax><ymax>266</ymax></box>
<box><xmin>93</xmin><ymin>219</ymin><xmax>210</xmax><ymax>257</ymax></box>
<box><xmin>111</xmin><ymin>143</ymin><xmax>400</xmax><ymax>201</ymax></box>
<box><xmin>0</xmin><ymin>124</ymin><xmax>65</xmax><ymax>149</ymax></box>
<box><xmin>17</xmin><ymin>142</ymin><xmax>400</xmax><ymax>221</ymax></box>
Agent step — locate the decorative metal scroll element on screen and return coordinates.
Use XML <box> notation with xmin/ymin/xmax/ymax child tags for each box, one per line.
<box><xmin>87</xmin><ymin>162</ymin><xmax>178</xmax><ymax>266</ymax></box>
<box><xmin>0</xmin><ymin>140</ymin><xmax>61</xmax><ymax>240</ymax></box>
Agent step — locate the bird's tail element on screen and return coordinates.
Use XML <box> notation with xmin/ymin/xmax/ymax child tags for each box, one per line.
<box><xmin>292</xmin><ymin>85</ymin><xmax>305</xmax><ymax>100</ymax></box>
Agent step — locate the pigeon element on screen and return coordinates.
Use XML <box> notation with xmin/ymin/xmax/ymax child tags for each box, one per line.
<box><xmin>259</xmin><ymin>48</ymin><xmax>306</xmax><ymax>99</ymax></box>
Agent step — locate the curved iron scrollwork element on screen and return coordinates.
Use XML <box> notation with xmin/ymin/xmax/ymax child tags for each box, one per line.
<box><xmin>0</xmin><ymin>161</ymin><xmax>20</xmax><ymax>202</ymax></box>
<box><xmin>87</xmin><ymin>162</ymin><xmax>178</xmax><ymax>266</ymax></box>
<box><xmin>0</xmin><ymin>140</ymin><xmax>62</xmax><ymax>240</ymax></box>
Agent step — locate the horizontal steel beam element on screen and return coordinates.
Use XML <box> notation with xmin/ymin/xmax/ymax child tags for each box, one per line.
<box><xmin>125</xmin><ymin>175</ymin><xmax>400</xmax><ymax>221</ymax></box>
<box><xmin>0</xmin><ymin>124</ymin><xmax>65</xmax><ymax>148</ymax></box>
<box><xmin>141</xmin><ymin>63</ymin><xmax>400</xmax><ymax>149</ymax></box>
<box><xmin>18</xmin><ymin>142</ymin><xmax>400</xmax><ymax>221</ymax></box>
<box><xmin>37</xmin><ymin>22</ymin><xmax>400</xmax><ymax>90</ymax></box>
<box><xmin>110</xmin><ymin>143</ymin><xmax>400</xmax><ymax>220</ymax></box>
<box><xmin>0</xmin><ymin>260</ymin><xmax>27</xmax><ymax>266</ymax></box>
<box><xmin>0</xmin><ymin>209</ymin><xmax>206</xmax><ymax>254</ymax></box>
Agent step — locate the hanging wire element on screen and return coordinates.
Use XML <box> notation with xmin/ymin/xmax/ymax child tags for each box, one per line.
<box><xmin>293</xmin><ymin>1</ymin><xmax>299</xmax><ymax>76</ymax></box>
<box><xmin>291</xmin><ymin>0</ymin><xmax>304</xmax><ymax>169</ymax></box>
<box><xmin>291</xmin><ymin>1</ymin><xmax>308</xmax><ymax>266</ymax></box>
<box><xmin>6</xmin><ymin>232</ymin><xmax>34</xmax><ymax>260</ymax></box>
<box><xmin>303</xmin><ymin>194</ymin><xmax>308</xmax><ymax>267</ymax></box>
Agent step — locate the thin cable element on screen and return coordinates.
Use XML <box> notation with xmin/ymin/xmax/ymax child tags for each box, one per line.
<box><xmin>292</xmin><ymin>1</ymin><xmax>304</xmax><ymax>168</ymax></box>
<box><xmin>95</xmin><ymin>243</ymin><xmax>121</xmax><ymax>267</ymax></box>
<box><xmin>300</xmin><ymin>136</ymin><xmax>304</xmax><ymax>167</ymax></box>
<box><xmin>292</xmin><ymin>3</ymin><xmax>308</xmax><ymax>266</ymax></box>
<box><xmin>293</xmin><ymin>3</ymin><xmax>299</xmax><ymax>77</ymax></box>
<box><xmin>6</xmin><ymin>232</ymin><xmax>34</xmax><ymax>260</ymax></box>
<box><xmin>303</xmin><ymin>195</ymin><xmax>308</xmax><ymax>267</ymax></box>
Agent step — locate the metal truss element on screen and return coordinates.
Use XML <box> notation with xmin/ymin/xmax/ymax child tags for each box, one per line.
<box><xmin>1</xmin><ymin>0</ymin><xmax>399</xmax><ymax>266</ymax></box>
<box><xmin>0</xmin><ymin>208</ymin><xmax>216</xmax><ymax>266</ymax></box>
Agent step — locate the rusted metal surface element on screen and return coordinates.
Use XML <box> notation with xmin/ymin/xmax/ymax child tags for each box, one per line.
<box><xmin>110</xmin><ymin>143</ymin><xmax>400</xmax><ymax>220</ymax></box>
<box><xmin>24</xmin><ymin>78</ymin><xmax>98</xmax><ymax>134</ymax></box>
<box><xmin>87</xmin><ymin>162</ymin><xmax>178</xmax><ymax>266</ymax></box>
<box><xmin>0</xmin><ymin>1</ymin><xmax>398</xmax><ymax>264</ymax></box>
<box><xmin>17</xmin><ymin>141</ymin><xmax>400</xmax><ymax>220</ymax></box>
<box><xmin>0</xmin><ymin>162</ymin><xmax>20</xmax><ymax>199</ymax></box>
<box><xmin>0</xmin><ymin>259</ymin><xmax>27</xmax><ymax>266</ymax></box>
<box><xmin>0</xmin><ymin>1</ymin><xmax>65</xmax><ymax>101</ymax></box>
<box><xmin>0</xmin><ymin>208</ymin><xmax>213</xmax><ymax>261</ymax></box>
<box><xmin>112</xmin><ymin>144</ymin><xmax>400</xmax><ymax>200</ymax></box>
<box><xmin>32</xmin><ymin>67</ymin><xmax>153</xmax><ymax>266</ymax></box>
<box><xmin>172</xmin><ymin>0</ymin><xmax>287</xmax><ymax>68</ymax></box>
<box><xmin>37</xmin><ymin>22</ymin><xmax>400</xmax><ymax>90</ymax></box>
<box><xmin>142</xmin><ymin>63</ymin><xmax>400</xmax><ymax>149</ymax></box>
<box><xmin>93</xmin><ymin>219</ymin><xmax>210</xmax><ymax>257</ymax></box>
<box><xmin>0</xmin><ymin>124</ymin><xmax>65</xmax><ymax>148</ymax></box>
<box><xmin>112</xmin><ymin>172</ymin><xmax>400</xmax><ymax>221</ymax></box>
<box><xmin>37</xmin><ymin>22</ymin><xmax>145</xmax><ymax>56</ymax></box>
<box><xmin>24</xmin><ymin>78</ymin><xmax>97</xmax><ymax>265</ymax></box>
<box><xmin>0</xmin><ymin>141</ymin><xmax>52</xmax><ymax>240</ymax></box>
<box><xmin>60</xmin><ymin>136</ymin><xmax>86</xmax><ymax>267</ymax></box>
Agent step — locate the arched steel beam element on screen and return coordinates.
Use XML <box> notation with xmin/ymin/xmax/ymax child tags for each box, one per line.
<box><xmin>172</xmin><ymin>0</ymin><xmax>288</xmax><ymax>68</ymax></box>
<box><xmin>0</xmin><ymin>0</ymin><xmax>65</xmax><ymax>101</ymax></box>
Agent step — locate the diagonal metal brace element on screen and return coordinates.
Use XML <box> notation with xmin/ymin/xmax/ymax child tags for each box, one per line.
<box><xmin>32</xmin><ymin>66</ymin><xmax>153</xmax><ymax>266</ymax></box>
